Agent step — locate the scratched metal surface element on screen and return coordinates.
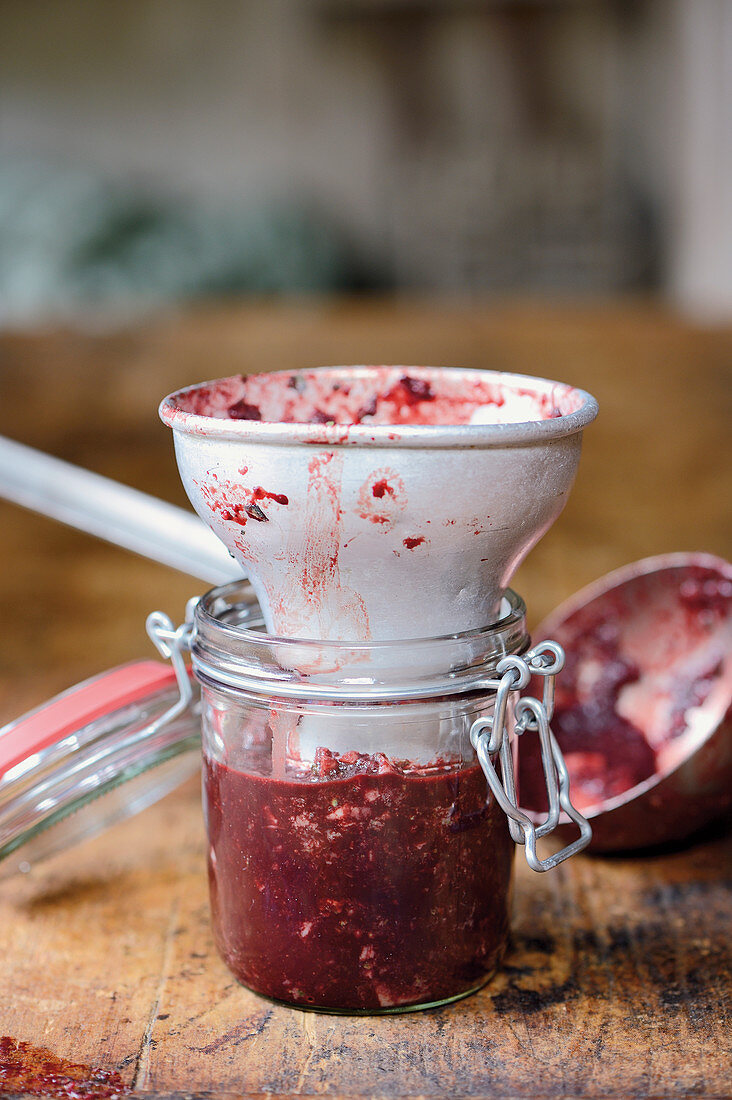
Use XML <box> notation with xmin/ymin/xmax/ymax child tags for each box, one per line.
<box><xmin>0</xmin><ymin>301</ymin><xmax>731</xmax><ymax>1098</ymax></box>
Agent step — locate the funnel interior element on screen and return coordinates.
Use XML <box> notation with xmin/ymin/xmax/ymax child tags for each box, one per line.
<box><xmin>164</xmin><ymin>365</ymin><xmax>589</xmax><ymax>432</ymax></box>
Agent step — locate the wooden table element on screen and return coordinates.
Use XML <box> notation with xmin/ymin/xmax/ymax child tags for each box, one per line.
<box><xmin>0</xmin><ymin>301</ymin><xmax>730</xmax><ymax>1098</ymax></box>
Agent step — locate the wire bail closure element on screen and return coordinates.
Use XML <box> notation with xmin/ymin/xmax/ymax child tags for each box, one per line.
<box><xmin>144</xmin><ymin>598</ymin><xmax>199</xmax><ymax>733</ymax></box>
<box><xmin>469</xmin><ymin>641</ymin><xmax>592</xmax><ymax>872</ymax></box>
<box><xmin>146</xmin><ymin>595</ymin><xmax>591</xmax><ymax>872</ymax></box>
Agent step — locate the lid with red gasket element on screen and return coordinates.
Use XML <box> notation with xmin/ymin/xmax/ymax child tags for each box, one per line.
<box><xmin>0</xmin><ymin>657</ymin><xmax>201</xmax><ymax>876</ymax></box>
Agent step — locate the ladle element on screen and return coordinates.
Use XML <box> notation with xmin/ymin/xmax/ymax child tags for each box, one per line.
<box><xmin>0</xmin><ymin>435</ymin><xmax>240</xmax><ymax>585</ymax></box>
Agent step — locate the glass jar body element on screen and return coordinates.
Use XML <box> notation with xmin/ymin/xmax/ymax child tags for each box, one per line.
<box><xmin>201</xmin><ymin>686</ymin><xmax>514</xmax><ymax>1013</ymax></box>
<box><xmin>192</xmin><ymin>581</ymin><xmax>528</xmax><ymax>1014</ymax></box>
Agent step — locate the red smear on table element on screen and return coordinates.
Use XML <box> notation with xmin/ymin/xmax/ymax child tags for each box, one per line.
<box><xmin>0</xmin><ymin>1036</ymin><xmax>129</xmax><ymax>1098</ymax></box>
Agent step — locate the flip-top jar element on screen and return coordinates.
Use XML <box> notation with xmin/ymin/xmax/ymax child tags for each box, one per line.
<box><xmin>189</xmin><ymin>581</ymin><xmax>589</xmax><ymax>1014</ymax></box>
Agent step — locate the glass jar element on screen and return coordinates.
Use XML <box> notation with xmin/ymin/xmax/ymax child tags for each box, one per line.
<box><xmin>190</xmin><ymin>581</ymin><xmax>543</xmax><ymax>1014</ymax></box>
<box><xmin>0</xmin><ymin>579</ymin><xmax>589</xmax><ymax>1012</ymax></box>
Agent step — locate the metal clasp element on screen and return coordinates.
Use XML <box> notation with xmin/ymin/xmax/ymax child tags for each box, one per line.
<box><xmin>470</xmin><ymin>641</ymin><xmax>592</xmax><ymax>872</ymax></box>
<box><xmin>144</xmin><ymin>597</ymin><xmax>199</xmax><ymax>734</ymax></box>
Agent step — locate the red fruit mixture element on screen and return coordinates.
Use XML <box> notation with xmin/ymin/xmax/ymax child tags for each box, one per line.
<box><xmin>204</xmin><ymin>749</ymin><xmax>513</xmax><ymax>1011</ymax></box>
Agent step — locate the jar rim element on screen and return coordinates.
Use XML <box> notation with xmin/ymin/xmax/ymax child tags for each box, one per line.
<box><xmin>191</xmin><ymin>581</ymin><xmax>529</xmax><ymax>701</ymax></box>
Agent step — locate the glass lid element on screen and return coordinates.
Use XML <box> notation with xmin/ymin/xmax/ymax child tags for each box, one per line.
<box><xmin>0</xmin><ymin>660</ymin><xmax>201</xmax><ymax>877</ymax></box>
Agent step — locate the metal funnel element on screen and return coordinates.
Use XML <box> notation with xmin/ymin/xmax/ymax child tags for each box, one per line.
<box><xmin>160</xmin><ymin>366</ymin><xmax>598</xmax><ymax>642</ymax></box>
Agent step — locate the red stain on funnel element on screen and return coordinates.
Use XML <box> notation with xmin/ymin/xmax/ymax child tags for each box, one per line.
<box><xmin>382</xmin><ymin>374</ymin><xmax>436</xmax><ymax>412</ymax></box>
<box><xmin>270</xmin><ymin>452</ymin><xmax>370</xmax><ymax>641</ymax></box>
<box><xmin>195</xmin><ymin>477</ymin><xmax>288</xmax><ymax>528</ymax></box>
<box><xmin>251</xmin><ymin>486</ymin><xmax>289</xmax><ymax>507</ymax></box>
<box><xmin>228</xmin><ymin>399</ymin><xmax>262</xmax><ymax>421</ymax></box>
<box><xmin>372</xmin><ymin>479</ymin><xmax>395</xmax><ymax>500</ymax></box>
<box><xmin>166</xmin><ymin>367</ymin><xmax>586</xmax><ymax>428</ymax></box>
<box><xmin>357</xmin><ymin>469</ymin><xmax>406</xmax><ymax>530</ymax></box>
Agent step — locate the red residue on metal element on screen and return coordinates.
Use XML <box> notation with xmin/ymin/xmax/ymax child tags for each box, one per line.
<box><xmin>303</xmin><ymin>428</ymin><xmax>351</xmax><ymax>446</ymax></box>
<box><xmin>357</xmin><ymin>468</ymin><xmax>406</xmax><ymax>529</ymax></box>
<box><xmin>356</xmin><ymin>395</ymin><xmax>378</xmax><ymax>421</ymax></box>
<box><xmin>221</xmin><ymin>505</ymin><xmax>248</xmax><ymax>523</ymax></box>
<box><xmin>251</xmin><ymin>486</ymin><xmax>289</xmax><ymax>506</ymax></box>
<box><xmin>403</xmin><ymin>536</ymin><xmax>426</xmax><ymax>550</ymax></box>
<box><xmin>186</xmin><ymin>376</ymin><xmax>243</xmax><ymax>417</ymax></box>
<box><xmin>270</xmin><ymin>451</ymin><xmax>370</xmax><ymax>640</ymax></box>
<box><xmin>520</xmin><ymin>556</ymin><xmax>732</xmax><ymax>852</ymax></box>
<box><xmin>372</xmin><ymin>479</ymin><xmax>395</xmax><ymax>500</ymax></box>
<box><xmin>228</xmin><ymin>399</ymin><xmax>262</xmax><ymax>420</ymax></box>
<box><xmin>383</xmin><ymin>375</ymin><xmax>436</xmax><ymax>408</ymax></box>
<box><xmin>194</xmin><ymin>477</ymin><xmax>245</xmax><ymax>524</ymax></box>
<box><xmin>189</xmin><ymin>385</ymin><xmax>211</xmax><ymax>412</ymax></box>
<box><xmin>165</xmin><ymin>367</ymin><xmax>584</xmax><ymax>431</ymax></box>
<box><xmin>310</xmin><ymin>409</ymin><xmax>335</xmax><ymax>425</ymax></box>
<box><xmin>0</xmin><ymin>1036</ymin><xmax>129</xmax><ymax>1098</ymax></box>
<box><xmin>309</xmin><ymin>452</ymin><xmax>333</xmax><ymax>475</ymax></box>
<box><xmin>194</xmin><ymin>476</ymin><xmax>288</xmax><ymax>528</ymax></box>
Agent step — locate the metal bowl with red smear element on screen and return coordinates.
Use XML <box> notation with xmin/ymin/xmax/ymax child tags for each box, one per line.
<box><xmin>519</xmin><ymin>553</ymin><xmax>732</xmax><ymax>852</ymax></box>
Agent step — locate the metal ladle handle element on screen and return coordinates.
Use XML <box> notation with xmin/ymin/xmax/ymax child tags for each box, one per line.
<box><xmin>0</xmin><ymin>435</ymin><xmax>241</xmax><ymax>585</ymax></box>
<box><xmin>470</xmin><ymin>643</ymin><xmax>592</xmax><ymax>871</ymax></box>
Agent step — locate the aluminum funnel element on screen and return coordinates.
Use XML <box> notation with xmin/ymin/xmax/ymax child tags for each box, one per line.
<box><xmin>160</xmin><ymin>366</ymin><xmax>597</xmax><ymax>642</ymax></box>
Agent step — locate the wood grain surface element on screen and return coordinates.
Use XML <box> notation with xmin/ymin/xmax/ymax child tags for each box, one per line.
<box><xmin>0</xmin><ymin>300</ymin><xmax>730</xmax><ymax>1098</ymax></box>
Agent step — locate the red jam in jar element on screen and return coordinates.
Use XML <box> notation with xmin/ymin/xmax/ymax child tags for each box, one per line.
<box><xmin>192</xmin><ymin>581</ymin><xmax>531</xmax><ymax>1013</ymax></box>
<box><xmin>204</xmin><ymin>748</ymin><xmax>513</xmax><ymax>1012</ymax></box>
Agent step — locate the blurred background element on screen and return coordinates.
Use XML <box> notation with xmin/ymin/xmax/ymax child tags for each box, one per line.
<box><xmin>0</xmin><ymin>0</ymin><xmax>730</xmax><ymax>714</ymax></box>
<box><xmin>1</xmin><ymin>0</ymin><xmax>731</xmax><ymax>325</ymax></box>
